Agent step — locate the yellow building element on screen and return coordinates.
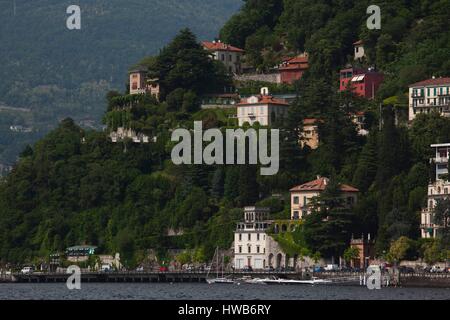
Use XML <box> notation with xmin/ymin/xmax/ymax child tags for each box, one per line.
<box><xmin>290</xmin><ymin>177</ymin><xmax>359</xmax><ymax>220</ymax></box>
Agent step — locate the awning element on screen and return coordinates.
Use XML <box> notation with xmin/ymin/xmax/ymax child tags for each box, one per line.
<box><xmin>352</xmin><ymin>75</ymin><xmax>365</xmax><ymax>82</ymax></box>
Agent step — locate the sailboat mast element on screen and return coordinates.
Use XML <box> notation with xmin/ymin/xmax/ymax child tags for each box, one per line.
<box><xmin>216</xmin><ymin>247</ymin><xmax>219</xmax><ymax>278</ymax></box>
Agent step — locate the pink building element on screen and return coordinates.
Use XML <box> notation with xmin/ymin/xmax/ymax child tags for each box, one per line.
<box><xmin>339</xmin><ymin>67</ymin><xmax>384</xmax><ymax>99</ymax></box>
<box><xmin>129</xmin><ymin>67</ymin><xmax>160</xmax><ymax>99</ymax></box>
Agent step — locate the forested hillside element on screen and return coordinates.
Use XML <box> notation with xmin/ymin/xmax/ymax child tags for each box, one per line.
<box><xmin>0</xmin><ymin>0</ymin><xmax>449</xmax><ymax>266</ymax></box>
<box><xmin>0</xmin><ymin>0</ymin><xmax>241</xmax><ymax>166</ymax></box>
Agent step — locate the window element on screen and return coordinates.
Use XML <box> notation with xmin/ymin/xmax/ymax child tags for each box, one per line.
<box><xmin>248</xmin><ymin>234</ymin><xmax>251</xmax><ymax>241</ymax></box>
<box><xmin>221</xmin><ymin>54</ymin><xmax>225</xmax><ymax>61</ymax></box>
<box><xmin>239</xmin><ymin>234</ymin><xmax>242</xmax><ymax>241</ymax></box>
<box><xmin>257</xmin><ymin>233</ymin><xmax>260</xmax><ymax>241</ymax></box>
<box><xmin>132</xmin><ymin>83</ymin><xmax>138</xmax><ymax>90</ymax></box>
<box><xmin>293</xmin><ymin>196</ymin><xmax>299</xmax><ymax>204</ymax></box>
<box><xmin>238</xmin><ymin>246</ymin><xmax>242</xmax><ymax>253</ymax></box>
<box><xmin>248</xmin><ymin>246</ymin><xmax>251</xmax><ymax>253</ymax></box>
<box><xmin>257</xmin><ymin>246</ymin><xmax>260</xmax><ymax>253</ymax></box>
<box><xmin>303</xmin><ymin>196</ymin><xmax>308</xmax><ymax>206</ymax></box>
<box><xmin>293</xmin><ymin>211</ymin><xmax>299</xmax><ymax>220</ymax></box>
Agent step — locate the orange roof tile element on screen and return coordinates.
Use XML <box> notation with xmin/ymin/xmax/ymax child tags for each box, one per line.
<box><xmin>202</xmin><ymin>41</ymin><xmax>244</xmax><ymax>53</ymax></box>
<box><xmin>409</xmin><ymin>77</ymin><xmax>450</xmax><ymax>87</ymax></box>
<box><xmin>290</xmin><ymin>177</ymin><xmax>359</xmax><ymax>193</ymax></box>
<box><xmin>237</xmin><ymin>95</ymin><xmax>289</xmax><ymax>107</ymax></box>
<box><xmin>303</xmin><ymin>118</ymin><xmax>320</xmax><ymax>125</ymax></box>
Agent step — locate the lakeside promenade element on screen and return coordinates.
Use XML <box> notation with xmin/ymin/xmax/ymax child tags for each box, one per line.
<box><xmin>1</xmin><ymin>271</ymin><xmax>449</xmax><ymax>288</ymax></box>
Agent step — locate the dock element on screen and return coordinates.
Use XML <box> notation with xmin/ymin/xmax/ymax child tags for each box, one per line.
<box><xmin>4</xmin><ymin>272</ymin><xmax>450</xmax><ymax>288</ymax></box>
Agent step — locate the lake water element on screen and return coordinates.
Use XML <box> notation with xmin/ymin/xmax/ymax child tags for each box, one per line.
<box><xmin>1</xmin><ymin>283</ymin><xmax>449</xmax><ymax>300</ymax></box>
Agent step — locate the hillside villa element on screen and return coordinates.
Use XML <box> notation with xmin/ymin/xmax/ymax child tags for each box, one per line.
<box><xmin>290</xmin><ymin>177</ymin><xmax>359</xmax><ymax>220</ymax></box>
<box><xmin>339</xmin><ymin>67</ymin><xmax>384</xmax><ymax>99</ymax></box>
<box><xmin>202</xmin><ymin>40</ymin><xmax>245</xmax><ymax>74</ymax></box>
<box><xmin>129</xmin><ymin>66</ymin><xmax>160</xmax><ymax>99</ymax></box>
<box><xmin>408</xmin><ymin>77</ymin><xmax>450</xmax><ymax>121</ymax></box>
<box><xmin>237</xmin><ymin>88</ymin><xmax>289</xmax><ymax>126</ymax></box>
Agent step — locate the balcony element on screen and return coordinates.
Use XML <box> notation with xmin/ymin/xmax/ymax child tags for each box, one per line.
<box><xmin>434</xmin><ymin>156</ymin><xmax>449</xmax><ymax>163</ymax></box>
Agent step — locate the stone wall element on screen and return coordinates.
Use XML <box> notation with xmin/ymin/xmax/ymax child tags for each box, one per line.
<box><xmin>234</xmin><ymin>73</ymin><xmax>281</xmax><ymax>84</ymax></box>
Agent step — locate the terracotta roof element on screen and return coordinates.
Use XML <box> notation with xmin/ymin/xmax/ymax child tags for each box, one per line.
<box><xmin>287</xmin><ymin>56</ymin><xmax>308</xmax><ymax>64</ymax></box>
<box><xmin>237</xmin><ymin>95</ymin><xmax>289</xmax><ymax>106</ymax></box>
<box><xmin>409</xmin><ymin>77</ymin><xmax>450</xmax><ymax>87</ymax></box>
<box><xmin>202</xmin><ymin>41</ymin><xmax>244</xmax><ymax>53</ymax></box>
<box><xmin>353</xmin><ymin>40</ymin><xmax>364</xmax><ymax>45</ymax></box>
<box><xmin>279</xmin><ymin>63</ymin><xmax>309</xmax><ymax>71</ymax></box>
<box><xmin>290</xmin><ymin>177</ymin><xmax>359</xmax><ymax>193</ymax></box>
<box><xmin>303</xmin><ymin>118</ymin><xmax>320</xmax><ymax>125</ymax></box>
<box><xmin>279</xmin><ymin>55</ymin><xmax>309</xmax><ymax>70</ymax></box>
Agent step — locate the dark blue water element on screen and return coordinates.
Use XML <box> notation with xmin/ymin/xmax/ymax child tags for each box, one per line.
<box><xmin>1</xmin><ymin>283</ymin><xmax>449</xmax><ymax>300</ymax></box>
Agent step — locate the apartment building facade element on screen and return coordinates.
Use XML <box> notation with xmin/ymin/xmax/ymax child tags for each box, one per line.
<box><xmin>409</xmin><ymin>78</ymin><xmax>450</xmax><ymax>121</ymax></box>
<box><xmin>421</xmin><ymin>143</ymin><xmax>450</xmax><ymax>238</ymax></box>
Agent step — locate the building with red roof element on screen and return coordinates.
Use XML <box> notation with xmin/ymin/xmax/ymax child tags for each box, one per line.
<box><xmin>278</xmin><ymin>54</ymin><xmax>309</xmax><ymax>84</ymax></box>
<box><xmin>408</xmin><ymin>77</ymin><xmax>450</xmax><ymax>121</ymax></box>
<box><xmin>339</xmin><ymin>67</ymin><xmax>384</xmax><ymax>99</ymax></box>
<box><xmin>290</xmin><ymin>177</ymin><xmax>359</xmax><ymax>220</ymax></box>
<box><xmin>202</xmin><ymin>40</ymin><xmax>244</xmax><ymax>74</ymax></box>
<box><xmin>237</xmin><ymin>88</ymin><xmax>289</xmax><ymax>127</ymax></box>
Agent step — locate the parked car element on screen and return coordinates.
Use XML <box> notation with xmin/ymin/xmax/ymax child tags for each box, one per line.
<box><xmin>185</xmin><ymin>266</ymin><xmax>195</xmax><ymax>272</ymax></box>
<box><xmin>264</xmin><ymin>266</ymin><xmax>275</xmax><ymax>272</ymax></box>
<box><xmin>100</xmin><ymin>264</ymin><xmax>112</xmax><ymax>273</ymax></box>
<box><xmin>430</xmin><ymin>265</ymin><xmax>444</xmax><ymax>273</ymax></box>
<box><xmin>242</xmin><ymin>266</ymin><xmax>253</xmax><ymax>272</ymax></box>
<box><xmin>21</xmin><ymin>266</ymin><xmax>34</xmax><ymax>274</ymax></box>
<box><xmin>135</xmin><ymin>266</ymin><xmax>144</xmax><ymax>272</ymax></box>
<box><xmin>324</xmin><ymin>264</ymin><xmax>339</xmax><ymax>271</ymax></box>
<box><xmin>399</xmin><ymin>266</ymin><xmax>415</xmax><ymax>274</ymax></box>
<box><xmin>313</xmin><ymin>266</ymin><xmax>324</xmax><ymax>273</ymax></box>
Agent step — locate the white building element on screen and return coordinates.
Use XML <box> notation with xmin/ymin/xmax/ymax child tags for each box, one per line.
<box><xmin>353</xmin><ymin>40</ymin><xmax>365</xmax><ymax>61</ymax></box>
<box><xmin>234</xmin><ymin>207</ymin><xmax>297</xmax><ymax>270</ymax></box>
<box><xmin>421</xmin><ymin>143</ymin><xmax>450</xmax><ymax>238</ymax></box>
<box><xmin>409</xmin><ymin>77</ymin><xmax>450</xmax><ymax>121</ymax></box>
<box><xmin>110</xmin><ymin>127</ymin><xmax>151</xmax><ymax>144</ymax></box>
<box><xmin>237</xmin><ymin>88</ymin><xmax>289</xmax><ymax>127</ymax></box>
<box><xmin>202</xmin><ymin>40</ymin><xmax>244</xmax><ymax>74</ymax></box>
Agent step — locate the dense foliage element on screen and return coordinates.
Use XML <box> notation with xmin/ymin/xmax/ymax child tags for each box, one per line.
<box><xmin>1</xmin><ymin>1</ymin><xmax>450</xmax><ymax>265</ymax></box>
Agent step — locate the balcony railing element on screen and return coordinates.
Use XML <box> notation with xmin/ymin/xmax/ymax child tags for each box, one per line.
<box><xmin>434</xmin><ymin>156</ymin><xmax>449</xmax><ymax>163</ymax></box>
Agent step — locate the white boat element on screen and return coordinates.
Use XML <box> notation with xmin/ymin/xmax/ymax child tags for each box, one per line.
<box><xmin>262</xmin><ymin>277</ymin><xmax>332</xmax><ymax>285</ymax></box>
<box><xmin>206</xmin><ymin>247</ymin><xmax>235</xmax><ymax>284</ymax></box>
<box><xmin>207</xmin><ymin>277</ymin><xmax>235</xmax><ymax>284</ymax></box>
